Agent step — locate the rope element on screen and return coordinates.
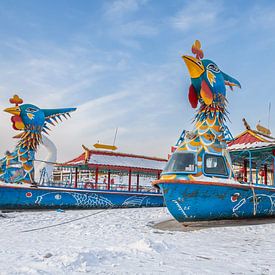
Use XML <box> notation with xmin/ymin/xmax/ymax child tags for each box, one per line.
<box><xmin>34</xmin><ymin>159</ymin><xmax>64</xmax><ymax>165</ymax></box>
<box><xmin>20</xmin><ymin>208</ymin><xmax>109</xmax><ymax>233</ymax></box>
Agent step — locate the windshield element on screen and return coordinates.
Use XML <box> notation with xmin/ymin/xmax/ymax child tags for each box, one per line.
<box><xmin>163</xmin><ymin>152</ymin><xmax>196</xmax><ymax>173</ymax></box>
<box><xmin>204</xmin><ymin>154</ymin><xmax>228</xmax><ymax>176</ymax></box>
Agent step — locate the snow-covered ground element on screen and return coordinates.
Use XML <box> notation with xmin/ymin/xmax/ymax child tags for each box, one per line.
<box><xmin>0</xmin><ymin>208</ymin><xmax>274</xmax><ymax>274</ymax></box>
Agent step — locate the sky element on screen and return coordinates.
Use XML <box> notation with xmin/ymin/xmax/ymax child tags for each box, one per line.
<box><xmin>0</xmin><ymin>0</ymin><xmax>274</xmax><ymax>161</ymax></box>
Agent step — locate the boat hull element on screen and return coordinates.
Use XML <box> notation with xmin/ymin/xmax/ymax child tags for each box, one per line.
<box><xmin>156</xmin><ymin>180</ymin><xmax>275</xmax><ymax>222</ymax></box>
<box><xmin>0</xmin><ymin>184</ymin><xmax>164</xmax><ymax>209</ymax></box>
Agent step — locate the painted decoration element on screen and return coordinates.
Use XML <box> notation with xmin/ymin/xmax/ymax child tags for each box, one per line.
<box><xmin>153</xmin><ymin>41</ymin><xmax>275</xmax><ymax>222</ymax></box>
<box><xmin>175</xmin><ymin>40</ymin><xmax>241</xmax><ymax>182</ymax></box>
<box><xmin>158</xmin><ymin>181</ymin><xmax>275</xmax><ymax>222</ymax></box>
<box><xmin>183</xmin><ymin>40</ymin><xmax>241</xmax><ymax>108</ymax></box>
<box><xmin>0</xmin><ymin>95</ymin><xmax>76</xmax><ymax>184</ymax></box>
<box><xmin>0</xmin><ymin>185</ymin><xmax>164</xmax><ymax>209</ymax></box>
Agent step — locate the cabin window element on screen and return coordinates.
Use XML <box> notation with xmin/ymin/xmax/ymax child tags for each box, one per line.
<box><xmin>163</xmin><ymin>152</ymin><xmax>196</xmax><ymax>173</ymax></box>
<box><xmin>204</xmin><ymin>154</ymin><xmax>228</xmax><ymax>177</ymax></box>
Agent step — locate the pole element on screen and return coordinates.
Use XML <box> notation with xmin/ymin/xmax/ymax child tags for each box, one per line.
<box><xmin>128</xmin><ymin>169</ymin><xmax>132</xmax><ymax>191</ymax></box>
<box><xmin>136</xmin><ymin>173</ymin><xmax>140</xmax><ymax>192</ymax></box>
<box><xmin>69</xmin><ymin>167</ymin><xmax>73</xmax><ymax>186</ymax></box>
<box><xmin>107</xmin><ymin>170</ymin><xmax>111</xmax><ymax>190</ymax></box>
<box><xmin>249</xmin><ymin>151</ymin><xmax>252</xmax><ymax>183</ymax></box>
<box><xmin>113</xmin><ymin>127</ymin><xmax>118</xmax><ymax>147</ymax></box>
<box><xmin>243</xmin><ymin>160</ymin><xmax>247</xmax><ymax>182</ymax></box>
<box><xmin>74</xmin><ymin>167</ymin><xmax>78</xmax><ymax>189</ymax></box>
<box><xmin>268</xmin><ymin>102</ymin><xmax>271</xmax><ymax>129</ymax></box>
<box><xmin>264</xmin><ymin>164</ymin><xmax>268</xmax><ymax>185</ymax></box>
<box><xmin>255</xmin><ymin>165</ymin><xmax>259</xmax><ymax>185</ymax></box>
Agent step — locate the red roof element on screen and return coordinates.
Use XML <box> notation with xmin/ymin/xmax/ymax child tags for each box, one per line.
<box><xmin>228</xmin><ymin>130</ymin><xmax>267</xmax><ymax>146</ymax></box>
<box><xmin>228</xmin><ymin>129</ymin><xmax>275</xmax><ymax>151</ymax></box>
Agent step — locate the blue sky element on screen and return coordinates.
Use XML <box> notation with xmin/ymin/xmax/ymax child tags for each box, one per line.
<box><xmin>0</xmin><ymin>0</ymin><xmax>274</xmax><ymax>161</ymax></box>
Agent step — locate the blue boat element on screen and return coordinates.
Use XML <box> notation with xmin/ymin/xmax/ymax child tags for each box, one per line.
<box><xmin>154</xmin><ymin>180</ymin><xmax>275</xmax><ymax>222</ymax></box>
<box><xmin>0</xmin><ymin>183</ymin><xmax>163</xmax><ymax>209</ymax></box>
<box><xmin>0</xmin><ymin>95</ymin><xmax>165</xmax><ymax>209</ymax></box>
<box><xmin>153</xmin><ymin>40</ymin><xmax>275</xmax><ymax>222</ymax></box>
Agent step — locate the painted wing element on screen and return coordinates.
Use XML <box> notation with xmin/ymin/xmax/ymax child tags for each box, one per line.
<box><xmin>188</xmin><ymin>84</ymin><xmax>198</xmax><ymax>108</ymax></box>
<box><xmin>200</xmin><ymin>80</ymin><xmax>213</xmax><ymax>105</ymax></box>
<box><xmin>222</xmin><ymin>71</ymin><xmax>241</xmax><ymax>90</ymax></box>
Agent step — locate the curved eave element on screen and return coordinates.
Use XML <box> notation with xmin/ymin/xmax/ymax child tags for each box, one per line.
<box><xmin>229</xmin><ymin>144</ymin><xmax>275</xmax><ymax>155</ymax></box>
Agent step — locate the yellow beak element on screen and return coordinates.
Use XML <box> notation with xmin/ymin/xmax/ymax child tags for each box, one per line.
<box><xmin>4</xmin><ymin>106</ymin><xmax>21</xmax><ymax>116</ymax></box>
<box><xmin>182</xmin><ymin>55</ymin><xmax>205</xmax><ymax>78</ymax></box>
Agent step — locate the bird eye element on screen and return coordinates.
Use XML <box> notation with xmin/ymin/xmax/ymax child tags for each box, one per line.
<box><xmin>26</xmin><ymin>107</ymin><xmax>38</xmax><ymax>113</ymax></box>
<box><xmin>207</xmin><ymin>63</ymin><xmax>220</xmax><ymax>73</ymax></box>
<box><xmin>197</xmin><ymin>61</ymin><xmax>202</xmax><ymax>66</ymax></box>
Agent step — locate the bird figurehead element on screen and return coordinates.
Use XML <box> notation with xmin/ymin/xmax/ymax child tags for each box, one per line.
<box><xmin>182</xmin><ymin>40</ymin><xmax>241</xmax><ymax>108</ymax></box>
<box><xmin>5</xmin><ymin>104</ymin><xmax>46</xmax><ymax>132</ymax></box>
<box><xmin>4</xmin><ymin>95</ymin><xmax>76</xmax><ymax>150</ymax></box>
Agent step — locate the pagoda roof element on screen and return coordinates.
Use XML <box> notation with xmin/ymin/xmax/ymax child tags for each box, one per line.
<box><xmin>62</xmin><ymin>148</ymin><xmax>167</xmax><ymax>173</ymax></box>
<box><xmin>228</xmin><ymin>120</ymin><xmax>275</xmax><ymax>152</ymax></box>
<box><xmin>228</xmin><ymin>119</ymin><xmax>275</xmax><ymax>166</ymax></box>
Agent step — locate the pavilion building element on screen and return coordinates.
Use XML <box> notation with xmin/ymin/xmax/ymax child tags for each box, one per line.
<box><xmin>53</xmin><ymin>145</ymin><xmax>167</xmax><ymax>192</ymax></box>
<box><xmin>228</xmin><ymin>119</ymin><xmax>275</xmax><ymax>185</ymax></box>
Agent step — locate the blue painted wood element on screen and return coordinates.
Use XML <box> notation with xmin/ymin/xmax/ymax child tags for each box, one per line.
<box><xmin>158</xmin><ymin>181</ymin><xmax>275</xmax><ymax>222</ymax></box>
<box><xmin>0</xmin><ymin>185</ymin><xmax>164</xmax><ymax>209</ymax></box>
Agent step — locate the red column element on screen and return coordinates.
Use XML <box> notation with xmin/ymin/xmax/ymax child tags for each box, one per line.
<box><xmin>74</xmin><ymin>167</ymin><xmax>78</xmax><ymax>188</ymax></box>
<box><xmin>128</xmin><ymin>169</ymin><xmax>132</xmax><ymax>191</ymax></box>
<box><xmin>264</xmin><ymin>164</ymin><xmax>268</xmax><ymax>185</ymax></box>
<box><xmin>243</xmin><ymin>160</ymin><xmax>247</xmax><ymax>182</ymax></box>
<box><xmin>272</xmin><ymin>161</ymin><xmax>274</xmax><ymax>186</ymax></box>
<box><xmin>107</xmin><ymin>170</ymin><xmax>111</xmax><ymax>190</ymax></box>
<box><xmin>136</xmin><ymin>173</ymin><xmax>140</xmax><ymax>192</ymax></box>
<box><xmin>95</xmin><ymin>167</ymin><xmax>99</xmax><ymax>189</ymax></box>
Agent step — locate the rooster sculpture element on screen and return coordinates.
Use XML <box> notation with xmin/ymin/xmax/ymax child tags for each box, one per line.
<box><xmin>0</xmin><ymin>95</ymin><xmax>76</xmax><ymax>184</ymax></box>
<box><xmin>183</xmin><ymin>40</ymin><xmax>241</xmax><ymax>109</ymax></box>
<box><xmin>175</xmin><ymin>40</ymin><xmax>241</xmax><ymax>179</ymax></box>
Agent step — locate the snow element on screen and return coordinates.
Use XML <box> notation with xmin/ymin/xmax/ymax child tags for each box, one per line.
<box><xmin>229</xmin><ymin>141</ymin><xmax>275</xmax><ymax>151</ymax></box>
<box><xmin>0</xmin><ymin>208</ymin><xmax>275</xmax><ymax>274</ymax></box>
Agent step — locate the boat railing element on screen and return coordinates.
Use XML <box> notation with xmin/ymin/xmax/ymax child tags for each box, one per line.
<box><xmin>41</xmin><ymin>181</ymin><xmax>161</xmax><ymax>193</ymax></box>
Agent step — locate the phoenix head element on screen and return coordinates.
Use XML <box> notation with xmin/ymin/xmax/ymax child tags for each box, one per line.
<box><xmin>4</xmin><ymin>95</ymin><xmax>76</xmax><ymax>150</ymax></box>
<box><xmin>182</xmin><ymin>40</ymin><xmax>241</xmax><ymax>108</ymax></box>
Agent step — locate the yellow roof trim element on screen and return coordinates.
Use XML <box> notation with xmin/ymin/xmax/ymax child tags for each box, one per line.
<box><xmin>247</xmin><ymin>130</ymin><xmax>269</xmax><ymax>142</ymax></box>
<box><xmin>232</xmin><ymin>129</ymin><xmax>269</xmax><ymax>143</ymax></box>
<box><xmin>232</xmin><ymin>129</ymin><xmax>249</xmax><ymax>140</ymax></box>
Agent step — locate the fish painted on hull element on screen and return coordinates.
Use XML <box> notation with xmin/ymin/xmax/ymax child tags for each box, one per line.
<box><xmin>35</xmin><ymin>192</ymin><xmax>114</xmax><ymax>208</ymax></box>
<box><xmin>157</xmin><ymin>180</ymin><xmax>275</xmax><ymax>222</ymax></box>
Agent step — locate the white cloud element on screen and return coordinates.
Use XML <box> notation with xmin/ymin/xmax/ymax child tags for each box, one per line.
<box><xmin>171</xmin><ymin>0</ymin><xmax>223</xmax><ymax>32</ymax></box>
<box><xmin>118</xmin><ymin>20</ymin><xmax>158</xmax><ymax>37</ymax></box>
<box><xmin>102</xmin><ymin>0</ymin><xmax>158</xmax><ymax>49</ymax></box>
<box><xmin>0</xmin><ymin>36</ymin><xmax>190</xmax><ymax>162</ymax></box>
<box><xmin>104</xmin><ymin>0</ymin><xmax>147</xmax><ymax>20</ymax></box>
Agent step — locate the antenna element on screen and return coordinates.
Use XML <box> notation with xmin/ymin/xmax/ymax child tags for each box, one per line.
<box><xmin>113</xmin><ymin>127</ymin><xmax>118</xmax><ymax>147</ymax></box>
<box><xmin>268</xmin><ymin>102</ymin><xmax>271</xmax><ymax>129</ymax></box>
<box><xmin>93</xmin><ymin>128</ymin><xmax>119</xmax><ymax>151</ymax></box>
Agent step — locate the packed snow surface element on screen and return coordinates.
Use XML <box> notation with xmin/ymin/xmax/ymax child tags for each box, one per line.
<box><xmin>0</xmin><ymin>208</ymin><xmax>274</xmax><ymax>274</ymax></box>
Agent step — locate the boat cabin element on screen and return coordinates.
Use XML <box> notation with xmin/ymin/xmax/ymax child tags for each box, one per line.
<box><xmin>51</xmin><ymin>146</ymin><xmax>167</xmax><ymax>192</ymax></box>
<box><xmin>164</xmin><ymin>119</ymin><xmax>275</xmax><ymax>185</ymax></box>
<box><xmin>163</xmin><ymin>151</ymin><xmax>230</xmax><ymax>178</ymax></box>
